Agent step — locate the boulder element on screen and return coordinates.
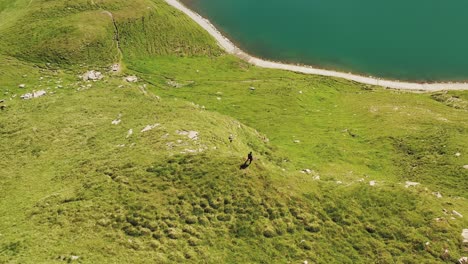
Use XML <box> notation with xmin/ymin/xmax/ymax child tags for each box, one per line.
<box><xmin>21</xmin><ymin>90</ymin><xmax>46</xmax><ymax>100</ymax></box>
<box><xmin>462</xmin><ymin>229</ymin><xmax>468</xmax><ymax>243</ymax></box>
<box><xmin>111</xmin><ymin>64</ymin><xmax>120</xmax><ymax>72</ymax></box>
<box><xmin>125</xmin><ymin>76</ymin><xmax>138</xmax><ymax>83</ymax></box>
<box><xmin>82</xmin><ymin>70</ymin><xmax>103</xmax><ymax>81</ymax></box>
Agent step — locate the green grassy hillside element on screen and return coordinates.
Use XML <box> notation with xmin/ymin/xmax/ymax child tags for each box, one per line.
<box><xmin>0</xmin><ymin>0</ymin><xmax>467</xmax><ymax>263</ymax></box>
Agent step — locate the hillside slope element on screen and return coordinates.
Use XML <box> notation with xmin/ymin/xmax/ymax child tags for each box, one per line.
<box><xmin>0</xmin><ymin>0</ymin><xmax>467</xmax><ymax>263</ymax></box>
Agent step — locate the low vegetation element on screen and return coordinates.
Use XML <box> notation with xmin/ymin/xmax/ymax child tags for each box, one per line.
<box><xmin>0</xmin><ymin>0</ymin><xmax>467</xmax><ymax>263</ymax></box>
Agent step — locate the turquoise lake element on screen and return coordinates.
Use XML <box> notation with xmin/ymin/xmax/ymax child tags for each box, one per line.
<box><xmin>182</xmin><ymin>0</ymin><xmax>468</xmax><ymax>81</ymax></box>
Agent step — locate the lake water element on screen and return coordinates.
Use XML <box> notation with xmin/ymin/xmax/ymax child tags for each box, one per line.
<box><xmin>181</xmin><ymin>0</ymin><xmax>468</xmax><ymax>81</ymax></box>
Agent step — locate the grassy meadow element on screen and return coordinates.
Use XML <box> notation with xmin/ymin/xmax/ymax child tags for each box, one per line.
<box><xmin>0</xmin><ymin>0</ymin><xmax>467</xmax><ymax>263</ymax></box>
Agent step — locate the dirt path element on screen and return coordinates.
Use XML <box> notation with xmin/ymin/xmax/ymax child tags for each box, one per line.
<box><xmin>164</xmin><ymin>0</ymin><xmax>468</xmax><ymax>92</ymax></box>
<box><xmin>103</xmin><ymin>11</ymin><xmax>123</xmax><ymax>61</ymax></box>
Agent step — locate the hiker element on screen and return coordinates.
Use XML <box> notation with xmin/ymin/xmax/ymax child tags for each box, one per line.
<box><xmin>245</xmin><ymin>152</ymin><xmax>253</xmax><ymax>165</ymax></box>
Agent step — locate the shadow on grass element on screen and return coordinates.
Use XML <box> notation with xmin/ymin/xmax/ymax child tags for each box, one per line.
<box><xmin>240</xmin><ymin>161</ymin><xmax>251</xmax><ymax>170</ymax></box>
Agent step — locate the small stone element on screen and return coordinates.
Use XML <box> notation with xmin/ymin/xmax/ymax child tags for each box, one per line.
<box><xmin>176</xmin><ymin>130</ymin><xmax>199</xmax><ymax>140</ymax></box>
<box><xmin>301</xmin><ymin>169</ymin><xmax>312</xmax><ymax>174</ymax></box>
<box><xmin>126</xmin><ymin>129</ymin><xmax>133</xmax><ymax>138</ymax></box>
<box><xmin>463</xmin><ymin>165</ymin><xmax>468</xmax><ymax>170</ymax></box>
<box><xmin>249</xmin><ymin>86</ymin><xmax>256</xmax><ymax>91</ymax></box>
<box><xmin>70</xmin><ymin>256</ymin><xmax>79</xmax><ymax>261</ymax></box>
<box><xmin>369</xmin><ymin>180</ymin><xmax>376</xmax><ymax>186</ymax></box>
<box><xmin>433</xmin><ymin>192</ymin><xmax>443</xmax><ymax>198</ymax></box>
<box><xmin>453</xmin><ymin>210</ymin><xmax>463</xmax><ymax>218</ymax></box>
<box><xmin>336</xmin><ymin>181</ymin><xmax>342</xmax><ymax>184</ymax></box>
<box><xmin>294</xmin><ymin>140</ymin><xmax>301</xmax><ymax>143</ymax></box>
<box><xmin>141</xmin><ymin>124</ymin><xmax>160</xmax><ymax>133</ymax></box>
<box><xmin>112</xmin><ymin>119</ymin><xmax>121</xmax><ymax>125</ymax></box>
<box><xmin>455</xmin><ymin>152</ymin><xmax>461</xmax><ymax>157</ymax></box>
<box><xmin>18</xmin><ymin>84</ymin><xmax>25</xmax><ymax>88</ymax></box>
<box><xmin>299</xmin><ymin>90</ymin><xmax>303</xmax><ymax>94</ymax></box>
<box><xmin>459</xmin><ymin>257</ymin><xmax>468</xmax><ymax>264</ymax></box>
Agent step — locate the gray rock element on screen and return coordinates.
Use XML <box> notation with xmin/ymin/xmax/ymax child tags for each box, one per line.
<box><xmin>21</xmin><ymin>90</ymin><xmax>46</xmax><ymax>100</ymax></box>
<box><xmin>462</xmin><ymin>229</ymin><xmax>468</xmax><ymax>243</ymax></box>
<box><xmin>111</xmin><ymin>64</ymin><xmax>120</xmax><ymax>72</ymax></box>
<box><xmin>126</xmin><ymin>129</ymin><xmax>133</xmax><ymax>138</ymax></box>
<box><xmin>141</xmin><ymin>123</ymin><xmax>160</xmax><ymax>133</ymax></box>
<box><xmin>82</xmin><ymin>70</ymin><xmax>103</xmax><ymax>81</ymax></box>
<box><xmin>405</xmin><ymin>181</ymin><xmax>420</xmax><ymax>188</ymax></box>
<box><xmin>459</xmin><ymin>257</ymin><xmax>468</xmax><ymax>264</ymax></box>
<box><xmin>453</xmin><ymin>210</ymin><xmax>463</xmax><ymax>218</ymax></box>
<box><xmin>125</xmin><ymin>76</ymin><xmax>138</xmax><ymax>83</ymax></box>
<box><xmin>177</xmin><ymin>130</ymin><xmax>199</xmax><ymax>140</ymax></box>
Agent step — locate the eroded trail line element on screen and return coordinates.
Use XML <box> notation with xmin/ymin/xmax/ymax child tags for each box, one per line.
<box><xmin>103</xmin><ymin>11</ymin><xmax>123</xmax><ymax>60</ymax></box>
<box><xmin>164</xmin><ymin>0</ymin><xmax>468</xmax><ymax>92</ymax></box>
